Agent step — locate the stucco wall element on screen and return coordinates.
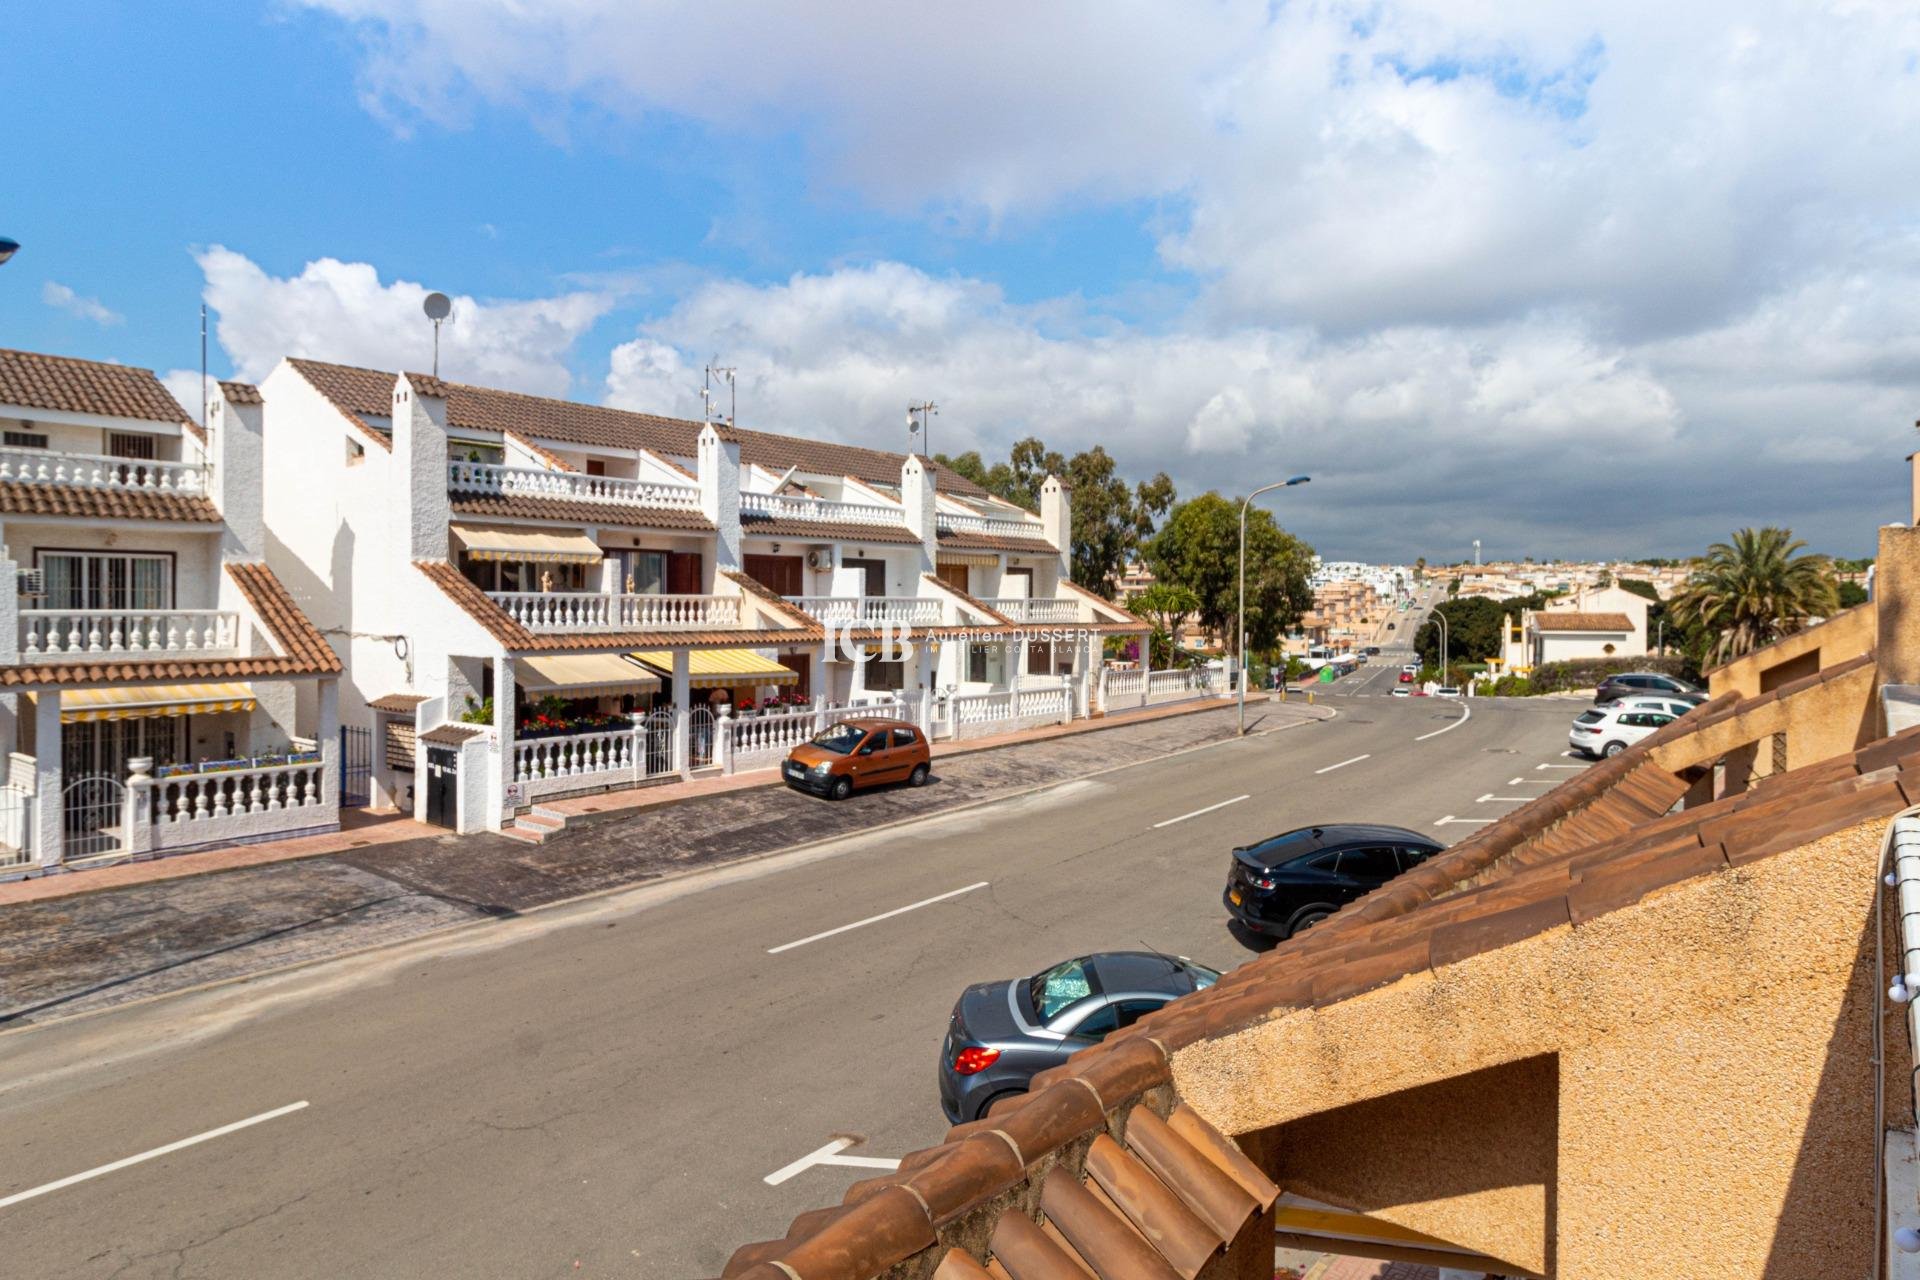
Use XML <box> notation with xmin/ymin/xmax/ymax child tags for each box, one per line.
<box><xmin>1649</xmin><ymin>660</ymin><xmax>1878</xmax><ymax>783</ymax></box>
<box><xmin>1707</xmin><ymin>604</ymin><xmax>1876</xmax><ymax>700</ymax></box>
<box><xmin>1172</xmin><ymin>821</ymin><xmax>1889</xmax><ymax>1278</ymax></box>
<box><xmin>6</xmin><ymin>523</ymin><xmax>222</xmax><ymax>613</ymax></box>
<box><xmin>1534</xmin><ymin>630</ymin><xmax>1634</xmax><ymax>664</ymax></box>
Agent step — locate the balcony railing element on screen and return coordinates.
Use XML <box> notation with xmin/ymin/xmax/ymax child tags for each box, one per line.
<box><xmin>935</xmin><ymin>510</ymin><xmax>1042</xmax><ymax>537</ymax></box>
<box><xmin>448</xmin><ymin>460</ymin><xmax>701</xmax><ymax>510</ymax></box>
<box><xmin>785</xmin><ymin>596</ymin><xmax>943</xmax><ymax>626</ymax></box>
<box><xmin>488</xmin><ymin>592</ymin><xmax>740</xmax><ymax>634</ymax></box>
<box><xmin>980</xmin><ymin>597</ymin><xmax>1080</xmax><ymax>623</ymax></box>
<box><xmin>20</xmin><ymin>609</ymin><xmax>241</xmax><ymax>658</ymax></box>
<box><xmin>739</xmin><ymin>491</ymin><xmax>905</xmax><ymax>527</ymax></box>
<box><xmin>0</xmin><ymin>448</ymin><xmax>208</xmax><ymax>494</ymax></box>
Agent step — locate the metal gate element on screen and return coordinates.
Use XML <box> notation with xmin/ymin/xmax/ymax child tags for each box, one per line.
<box><xmin>642</xmin><ymin>706</ymin><xmax>675</xmax><ymax>778</ymax></box>
<box><xmin>688</xmin><ymin>706</ymin><xmax>715</xmax><ymax>769</ymax></box>
<box><xmin>425</xmin><ymin>746</ymin><xmax>458</xmax><ymax>829</ymax></box>
<box><xmin>62</xmin><ymin>773</ymin><xmax>125</xmax><ymax>859</ymax></box>
<box><xmin>341</xmin><ymin>724</ymin><xmax>373</xmax><ymax>807</ymax></box>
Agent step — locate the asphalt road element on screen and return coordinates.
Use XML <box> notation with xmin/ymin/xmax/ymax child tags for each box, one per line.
<box><xmin>0</xmin><ymin>691</ymin><xmax>1589</xmax><ymax>1278</ymax></box>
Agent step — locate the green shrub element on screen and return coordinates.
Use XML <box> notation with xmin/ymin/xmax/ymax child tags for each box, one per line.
<box><xmin>1528</xmin><ymin>654</ymin><xmax>1698</xmax><ymax>693</ymax></box>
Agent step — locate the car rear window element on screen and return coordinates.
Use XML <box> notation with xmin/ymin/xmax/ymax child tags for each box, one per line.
<box><xmin>1575</xmin><ymin>710</ymin><xmax>1605</xmax><ymax>724</ymax></box>
<box><xmin>1030</xmin><ymin>957</ymin><xmax>1101</xmax><ymax>1020</ymax></box>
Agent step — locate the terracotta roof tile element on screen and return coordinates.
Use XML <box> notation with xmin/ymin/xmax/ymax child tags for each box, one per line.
<box><xmin>218</xmin><ymin>380</ymin><xmax>263</xmax><ymax>406</ymax></box>
<box><xmin>449</xmin><ymin>492</ymin><xmax>715</xmax><ymax>532</ymax></box>
<box><xmin>369</xmin><ymin>693</ymin><xmax>429</xmax><ymax>713</ymax></box>
<box><xmin>284</xmin><ymin>358</ymin><xmax>395</xmax><ymax>450</ymax></box>
<box><xmin>0</xmin><ymin>348</ymin><xmax>193</xmax><ymax>424</ymax></box>
<box><xmin>226</xmin><ymin>561</ymin><xmax>343</xmax><ymax>673</ymax></box>
<box><xmin>740</xmin><ymin>514</ymin><xmax>924</xmax><ymax>544</ymax></box>
<box><xmin>420</xmin><ymin>723</ymin><xmax>485</xmax><ymax>744</ymax></box>
<box><xmin>938</xmin><ymin>527</ymin><xmax>1061</xmax><ymax>555</ymax></box>
<box><xmin>921</xmin><ymin>573</ymin><xmax>1013</xmax><ymax>624</ymax></box>
<box><xmin>1533</xmin><ymin>611</ymin><xmax>1635</xmax><ymax>631</ymax></box>
<box><xmin>0</xmin><ymin>481</ymin><xmax>221</xmax><ymax>523</ymax></box>
<box><xmin>719</xmin><ymin>568</ymin><xmax>820</xmax><ymax>628</ymax></box>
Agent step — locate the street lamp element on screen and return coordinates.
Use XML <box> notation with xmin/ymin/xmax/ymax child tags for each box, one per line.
<box><xmin>1238</xmin><ymin>475</ymin><xmax>1311</xmax><ymax>736</ymax></box>
<box><xmin>1430</xmin><ymin>610</ymin><xmax>1449</xmax><ymax>688</ymax></box>
<box><xmin>0</xmin><ymin>238</ymin><xmax>18</xmax><ymax>266</ymax></box>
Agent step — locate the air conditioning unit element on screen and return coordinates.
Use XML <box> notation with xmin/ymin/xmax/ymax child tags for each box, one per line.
<box><xmin>16</xmin><ymin>569</ymin><xmax>43</xmax><ymax>598</ymax></box>
<box><xmin>806</xmin><ymin>549</ymin><xmax>831</xmax><ymax>570</ymax></box>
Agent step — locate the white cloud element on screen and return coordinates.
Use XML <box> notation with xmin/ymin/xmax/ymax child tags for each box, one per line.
<box><xmin>161</xmin><ymin>369</ymin><xmax>208</xmax><ymax>425</ymax></box>
<box><xmin>41</xmin><ymin>281</ymin><xmax>122</xmax><ymax>327</ymax></box>
<box><xmin>196</xmin><ymin>245</ymin><xmax>611</xmax><ymax>395</ymax></box>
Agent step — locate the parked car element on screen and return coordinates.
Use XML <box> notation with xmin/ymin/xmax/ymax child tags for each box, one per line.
<box><xmin>1568</xmin><ymin>706</ymin><xmax>1677</xmax><ymax>758</ymax></box>
<box><xmin>1365</xmin><ymin>645</ymin><xmax>1381</xmax><ymax>655</ymax></box>
<box><xmin>1223</xmin><ymin>823</ymin><xmax>1444</xmax><ymax>940</ymax></box>
<box><xmin>1604</xmin><ymin>693</ymin><xmax>1699</xmax><ymax>719</ymax></box>
<box><xmin>1593</xmin><ymin>672</ymin><xmax>1705</xmax><ymax>705</ymax></box>
<box><xmin>938</xmin><ymin>952</ymin><xmax>1220</xmax><ymax>1123</ymax></box>
<box><xmin>1434</xmin><ymin>685</ymin><xmax>1462</xmax><ymax>698</ymax></box>
<box><xmin>1390</xmin><ymin>687</ymin><xmax>1411</xmax><ymax>698</ymax></box>
<box><xmin>783</xmin><ymin>718</ymin><xmax>931</xmax><ymax>799</ymax></box>
<box><xmin>1398</xmin><ymin>670</ymin><xmax>1414</xmax><ymax>683</ymax></box>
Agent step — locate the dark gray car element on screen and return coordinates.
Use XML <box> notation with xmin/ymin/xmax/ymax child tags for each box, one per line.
<box><xmin>937</xmin><ymin>951</ymin><xmax>1219</xmax><ymax>1124</ymax></box>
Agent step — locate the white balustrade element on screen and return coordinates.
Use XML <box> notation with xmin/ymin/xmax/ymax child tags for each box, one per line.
<box><xmin>785</xmin><ymin>596</ymin><xmax>943</xmax><ymax>626</ymax></box>
<box><xmin>1102</xmin><ymin>669</ymin><xmax>1145</xmax><ymax>704</ymax></box>
<box><xmin>21</xmin><ymin>609</ymin><xmax>240</xmax><ymax>657</ymax></box>
<box><xmin>723</xmin><ymin>706</ymin><xmax>819</xmax><ymax>763</ymax></box>
<box><xmin>152</xmin><ymin>760</ymin><xmax>328</xmax><ymax>851</ymax></box>
<box><xmin>447</xmin><ymin>460</ymin><xmax>701</xmax><ymax>510</ymax></box>
<box><xmin>0</xmin><ymin>447</ymin><xmax>208</xmax><ymax>493</ymax></box>
<box><xmin>487</xmin><ymin>592</ymin><xmax>740</xmax><ymax>633</ymax></box>
<box><xmin>935</xmin><ymin>511</ymin><xmax>1042</xmax><ymax>536</ymax></box>
<box><xmin>514</xmin><ymin>729</ymin><xmax>636</xmax><ymax>790</ymax></box>
<box><xmin>739</xmin><ymin>490</ymin><xmax>905</xmax><ymax>527</ymax></box>
<box><xmin>949</xmin><ymin>690</ymin><xmax>1014</xmax><ymax>728</ymax></box>
<box><xmin>981</xmin><ymin>597</ymin><xmax>1081</xmax><ymax>623</ymax></box>
<box><xmin>1015</xmin><ymin>682</ymin><xmax>1070</xmax><ymax>722</ymax></box>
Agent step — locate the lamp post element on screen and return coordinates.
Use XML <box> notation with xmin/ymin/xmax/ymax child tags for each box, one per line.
<box><xmin>1238</xmin><ymin>475</ymin><xmax>1311</xmax><ymax>736</ymax></box>
<box><xmin>1431</xmin><ymin>610</ymin><xmax>1449</xmax><ymax>689</ymax></box>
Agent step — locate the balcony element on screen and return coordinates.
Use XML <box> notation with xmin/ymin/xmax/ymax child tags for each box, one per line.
<box><xmin>786</xmin><ymin>596</ymin><xmax>944</xmax><ymax>626</ymax></box>
<box><xmin>981</xmin><ymin>597</ymin><xmax>1081</xmax><ymax>623</ymax></box>
<box><xmin>488</xmin><ymin>592</ymin><xmax>740</xmax><ymax>634</ymax></box>
<box><xmin>934</xmin><ymin>510</ymin><xmax>1042</xmax><ymax>537</ymax></box>
<box><xmin>739</xmin><ymin>491</ymin><xmax>905</xmax><ymax>527</ymax></box>
<box><xmin>20</xmin><ymin>609</ymin><xmax>241</xmax><ymax>659</ymax></box>
<box><xmin>0</xmin><ymin>448</ymin><xmax>208</xmax><ymax>494</ymax></box>
<box><xmin>448</xmin><ymin>460</ymin><xmax>701</xmax><ymax>511</ymax></box>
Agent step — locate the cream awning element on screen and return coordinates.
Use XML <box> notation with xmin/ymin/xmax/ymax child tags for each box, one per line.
<box><xmin>515</xmin><ymin>654</ymin><xmax>661</xmax><ymax>698</ymax></box>
<box><xmin>629</xmin><ymin>649</ymin><xmax>800</xmax><ymax>689</ymax></box>
<box><xmin>452</xmin><ymin>524</ymin><xmax>604</xmax><ymax>566</ymax></box>
<box><xmin>46</xmin><ymin>683</ymin><xmax>256</xmax><ymax>724</ymax></box>
<box><xmin>937</xmin><ymin>551</ymin><xmax>1001</xmax><ymax>567</ymax></box>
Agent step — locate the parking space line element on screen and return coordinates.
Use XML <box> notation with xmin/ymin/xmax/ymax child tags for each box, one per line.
<box><xmin>1475</xmin><ymin>794</ymin><xmax>1532</xmax><ymax>804</ymax></box>
<box><xmin>1414</xmin><ymin>702</ymin><xmax>1471</xmax><ymax>741</ymax></box>
<box><xmin>1152</xmin><ymin>795</ymin><xmax>1250</xmax><ymax>829</ymax></box>
<box><xmin>767</xmin><ymin>882</ymin><xmax>989</xmax><ymax>954</ymax></box>
<box><xmin>0</xmin><ymin>1101</ymin><xmax>310</xmax><ymax>1211</ymax></box>
<box><xmin>1314</xmin><ymin>755</ymin><xmax>1370</xmax><ymax>775</ymax></box>
<box><xmin>1435</xmin><ymin>814</ymin><xmax>1495</xmax><ymax>827</ymax></box>
<box><xmin>764</xmin><ymin>1139</ymin><xmax>901</xmax><ymax>1186</ymax></box>
<box><xmin>1536</xmin><ymin>762</ymin><xmax>1585</xmax><ymax>770</ymax></box>
<box><xmin>1508</xmin><ymin>777</ymin><xmax>1555</xmax><ymax>786</ymax></box>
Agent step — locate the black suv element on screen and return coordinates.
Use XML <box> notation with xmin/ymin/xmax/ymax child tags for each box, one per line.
<box><xmin>1593</xmin><ymin>672</ymin><xmax>1706</xmax><ymax>705</ymax></box>
<box><xmin>1224</xmin><ymin>824</ymin><xmax>1443</xmax><ymax>939</ymax></box>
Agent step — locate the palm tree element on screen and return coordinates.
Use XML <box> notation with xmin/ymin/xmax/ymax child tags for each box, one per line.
<box><xmin>1669</xmin><ymin>527</ymin><xmax>1839</xmax><ymax>662</ymax></box>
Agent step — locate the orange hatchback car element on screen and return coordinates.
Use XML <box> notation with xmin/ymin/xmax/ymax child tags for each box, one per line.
<box><xmin>782</xmin><ymin>717</ymin><xmax>932</xmax><ymax>800</ymax></box>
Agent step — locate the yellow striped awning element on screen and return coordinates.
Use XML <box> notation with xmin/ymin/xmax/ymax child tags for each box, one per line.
<box><xmin>936</xmin><ymin>551</ymin><xmax>1001</xmax><ymax>567</ymax></box>
<box><xmin>46</xmin><ymin>683</ymin><xmax>256</xmax><ymax>724</ymax></box>
<box><xmin>452</xmin><ymin>524</ymin><xmax>604</xmax><ymax>565</ymax></box>
<box><xmin>515</xmin><ymin>654</ymin><xmax>661</xmax><ymax>698</ymax></box>
<box><xmin>629</xmin><ymin>649</ymin><xmax>800</xmax><ymax>689</ymax></box>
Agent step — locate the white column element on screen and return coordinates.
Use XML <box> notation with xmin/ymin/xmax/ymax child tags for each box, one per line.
<box><xmin>0</xmin><ymin>550</ymin><xmax>17</xmax><ymax>758</ymax></box>
<box><xmin>716</xmin><ymin>705</ymin><xmax>734</xmax><ymax>776</ymax></box>
<box><xmin>1139</xmin><ymin>632</ymin><xmax>1152</xmax><ymax>707</ymax></box>
<box><xmin>317</xmin><ymin>677</ymin><xmax>340</xmax><ymax>815</ymax></box>
<box><xmin>1072</xmin><ymin>636</ymin><xmax>1090</xmax><ymax>719</ymax></box>
<box><xmin>492</xmin><ymin>655</ymin><xmax>515</xmax><ymax>824</ymax></box>
<box><xmin>672</xmin><ymin>650</ymin><xmax>692</xmax><ymax>779</ymax></box>
<box><xmin>123</xmin><ymin>757</ymin><xmax>155</xmax><ymax>856</ymax></box>
<box><xmin>34</xmin><ymin>690</ymin><xmax>61</xmax><ymax>870</ymax></box>
<box><xmin>913</xmin><ymin>642</ymin><xmax>935</xmax><ymax>734</ymax></box>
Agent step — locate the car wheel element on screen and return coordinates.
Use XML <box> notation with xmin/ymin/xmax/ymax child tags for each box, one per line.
<box><xmin>974</xmin><ymin>1088</ymin><xmax>1027</xmax><ymax>1122</ymax></box>
<box><xmin>907</xmin><ymin>763</ymin><xmax>930</xmax><ymax>787</ymax></box>
<box><xmin>1603</xmin><ymin>740</ymin><xmax>1626</xmax><ymax>758</ymax></box>
<box><xmin>830</xmin><ymin>776</ymin><xmax>853</xmax><ymax>801</ymax></box>
<box><xmin>1287</xmin><ymin>909</ymin><xmax>1331</xmax><ymax>937</ymax></box>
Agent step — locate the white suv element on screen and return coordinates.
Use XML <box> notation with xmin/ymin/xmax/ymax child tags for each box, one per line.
<box><xmin>1603</xmin><ymin>693</ymin><xmax>1697</xmax><ymax>720</ymax></box>
<box><xmin>1569</xmin><ymin>706</ymin><xmax>1677</xmax><ymax>758</ymax></box>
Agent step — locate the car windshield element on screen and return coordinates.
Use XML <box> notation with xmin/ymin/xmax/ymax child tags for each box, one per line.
<box><xmin>1184</xmin><ymin>961</ymin><xmax>1221</xmax><ymax>989</ymax></box>
<box><xmin>809</xmin><ymin>724</ymin><xmax>866</xmax><ymax>755</ymax></box>
<box><xmin>1029</xmin><ymin>957</ymin><xmax>1100</xmax><ymax>1020</ymax></box>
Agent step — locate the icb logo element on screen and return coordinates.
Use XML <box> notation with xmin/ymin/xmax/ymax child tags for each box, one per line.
<box><xmin>829</xmin><ymin>619</ymin><xmax>915</xmax><ymax>666</ymax></box>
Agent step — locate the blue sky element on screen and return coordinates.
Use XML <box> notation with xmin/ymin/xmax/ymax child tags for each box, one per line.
<box><xmin>5</xmin><ymin>1</ymin><xmax>1917</xmax><ymax>562</ymax></box>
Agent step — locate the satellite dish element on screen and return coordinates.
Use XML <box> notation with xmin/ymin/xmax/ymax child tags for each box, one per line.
<box><xmin>422</xmin><ymin>292</ymin><xmax>452</xmax><ymax>321</ymax></box>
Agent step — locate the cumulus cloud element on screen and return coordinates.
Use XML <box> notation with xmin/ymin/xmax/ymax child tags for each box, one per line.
<box><xmin>196</xmin><ymin>246</ymin><xmax>611</xmax><ymax>395</ymax></box>
<box><xmin>42</xmin><ymin>282</ymin><xmax>122</xmax><ymax>326</ymax></box>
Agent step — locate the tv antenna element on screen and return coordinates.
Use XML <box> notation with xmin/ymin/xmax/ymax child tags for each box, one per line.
<box><xmin>422</xmin><ymin>292</ymin><xmax>453</xmax><ymax>377</ymax></box>
<box><xmin>702</xmin><ymin>361</ymin><xmax>737</xmax><ymax>426</ymax></box>
<box><xmin>907</xmin><ymin>401</ymin><xmax>939</xmax><ymax>457</ymax></box>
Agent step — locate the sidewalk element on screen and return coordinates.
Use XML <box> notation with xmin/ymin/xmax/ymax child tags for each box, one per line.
<box><xmin>0</xmin><ymin>694</ymin><xmax>1248</xmax><ymax>909</ymax></box>
<box><xmin>0</xmin><ymin>698</ymin><xmax>1329</xmax><ymax>1027</ymax></box>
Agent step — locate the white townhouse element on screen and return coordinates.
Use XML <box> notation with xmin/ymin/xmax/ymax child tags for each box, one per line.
<box><xmin>1501</xmin><ymin>583</ymin><xmax>1652</xmax><ymax>670</ymax></box>
<box><xmin>253</xmin><ymin>359</ymin><xmax>1167</xmax><ymax>837</ymax></box>
<box><xmin>0</xmin><ymin>349</ymin><xmax>343</xmax><ymax>879</ymax></box>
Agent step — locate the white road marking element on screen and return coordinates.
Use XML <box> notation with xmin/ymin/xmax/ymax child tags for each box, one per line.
<box><xmin>1414</xmin><ymin>701</ymin><xmax>1472</xmax><ymax>741</ymax></box>
<box><xmin>764</xmin><ymin>1138</ymin><xmax>901</xmax><ymax>1186</ymax></box>
<box><xmin>768</xmin><ymin>882</ymin><xmax>989</xmax><ymax>954</ymax></box>
<box><xmin>1476</xmin><ymin>794</ymin><xmax>1533</xmax><ymax>804</ymax></box>
<box><xmin>0</xmin><ymin>1101</ymin><xmax>310</xmax><ymax>1211</ymax></box>
<box><xmin>1434</xmin><ymin>815</ymin><xmax>1495</xmax><ymax>827</ymax></box>
<box><xmin>1152</xmin><ymin>794</ymin><xmax>1250</xmax><ymax>829</ymax></box>
<box><xmin>1507</xmin><ymin>777</ymin><xmax>1555</xmax><ymax>786</ymax></box>
<box><xmin>1536</xmin><ymin>762</ymin><xmax>1586</xmax><ymax>770</ymax></box>
<box><xmin>1314</xmin><ymin>755</ymin><xmax>1371</xmax><ymax>775</ymax></box>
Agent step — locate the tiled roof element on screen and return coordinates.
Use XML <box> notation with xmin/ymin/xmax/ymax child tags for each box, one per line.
<box><xmin>937</xmin><ymin>527</ymin><xmax>1060</xmax><ymax>555</ymax></box>
<box><xmin>0</xmin><ymin>348</ymin><xmax>194</xmax><ymax>425</ymax></box>
<box><xmin>402</xmin><ymin>371</ymin><xmax>450</xmax><ymax>399</ymax></box>
<box><xmin>920</xmin><ymin>572</ymin><xmax>1012</xmax><ymax>624</ymax></box>
<box><xmin>723</xmin><ymin>669</ymin><xmax>1916</xmax><ymax>1280</ymax></box>
<box><xmin>369</xmin><ymin>693</ymin><xmax>429</xmax><ymax>713</ymax></box>
<box><xmin>420</xmin><ymin>723</ymin><xmax>485</xmax><ymax>744</ymax></box>
<box><xmin>284</xmin><ymin>358</ymin><xmax>395</xmax><ymax>451</ymax></box>
<box><xmin>0</xmin><ymin>562</ymin><xmax>339</xmax><ymax>687</ymax></box>
<box><xmin>505</xmin><ymin>431</ymin><xmax>570</xmax><ymax>470</ymax></box>
<box><xmin>415</xmin><ymin>561</ymin><xmax>820</xmax><ymax>652</ymax></box>
<box><xmin>284</xmin><ymin>357</ymin><xmax>993</xmax><ymax>496</ymax></box>
<box><xmin>719</xmin><ymin>568</ymin><xmax>820</xmax><ymax>629</ymax></box>
<box><xmin>0</xmin><ymin>482</ymin><xmax>222</xmax><ymax>524</ymax></box>
<box><xmin>1533</xmin><ymin>611</ymin><xmax>1634</xmax><ymax>632</ymax></box>
<box><xmin>740</xmin><ymin>514</ymin><xmax>923</xmax><ymax>544</ymax></box>
<box><xmin>218</xmin><ymin>380</ymin><xmax>263</xmax><ymax>406</ymax></box>
<box><xmin>449</xmin><ymin>492</ymin><xmax>715</xmax><ymax>532</ymax></box>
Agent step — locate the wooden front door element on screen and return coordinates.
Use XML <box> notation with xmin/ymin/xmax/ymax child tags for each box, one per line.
<box><xmin>777</xmin><ymin>653</ymin><xmax>811</xmax><ymax>698</ymax></box>
<box><xmin>744</xmin><ymin>554</ymin><xmax>804</xmax><ymax>596</ymax></box>
<box><xmin>667</xmin><ymin>551</ymin><xmax>704</xmax><ymax>594</ymax></box>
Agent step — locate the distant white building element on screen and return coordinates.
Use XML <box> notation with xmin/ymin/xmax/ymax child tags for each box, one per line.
<box><xmin>1503</xmin><ymin>583</ymin><xmax>1651</xmax><ymax>669</ymax></box>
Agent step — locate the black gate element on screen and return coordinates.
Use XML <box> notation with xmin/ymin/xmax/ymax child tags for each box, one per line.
<box><xmin>425</xmin><ymin>746</ymin><xmax>459</xmax><ymax>829</ymax></box>
<box><xmin>341</xmin><ymin>724</ymin><xmax>372</xmax><ymax>807</ymax></box>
